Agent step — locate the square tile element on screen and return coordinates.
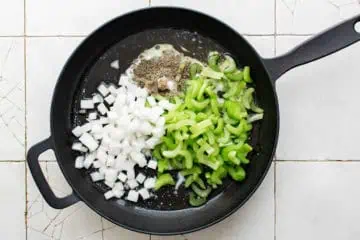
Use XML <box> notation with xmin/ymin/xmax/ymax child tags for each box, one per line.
<box><xmin>26</xmin><ymin>0</ymin><xmax>149</xmax><ymax>35</ymax></box>
<box><xmin>244</xmin><ymin>36</ymin><xmax>275</xmax><ymax>58</ymax></box>
<box><xmin>102</xmin><ymin>218</ymin><xmax>149</xmax><ymax>240</ymax></box>
<box><xmin>26</xmin><ymin>37</ymin><xmax>83</xmax><ymax>160</ymax></box>
<box><xmin>276</xmin><ymin>162</ymin><xmax>360</xmax><ymax>240</ymax></box>
<box><xmin>275</xmin><ymin>36</ymin><xmax>360</xmax><ymax>160</ymax></box>
<box><xmin>151</xmin><ymin>0</ymin><xmax>275</xmax><ymax>34</ymax></box>
<box><xmin>0</xmin><ymin>38</ymin><xmax>25</xmax><ymax>160</ymax></box>
<box><xmin>152</xmin><ymin>164</ymin><xmax>274</xmax><ymax>240</ymax></box>
<box><xmin>27</xmin><ymin>162</ymin><xmax>102</xmax><ymax>239</ymax></box>
<box><xmin>276</xmin><ymin>0</ymin><xmax>360</xmax><ymax>34</ymax></box>
<box><xmin>27</xmin><ymin>161</ymin><xmax>149</xmax><ymax>239</ymax></box>
<box><xmin>0</xmin><ymin>163</ymin><xmax>25</xmax><ymax>239</ymax></box>
<box><xmin>0</xmin><ymin>0</ymin><xmax>24</xmax><ymax>35</ymax></box>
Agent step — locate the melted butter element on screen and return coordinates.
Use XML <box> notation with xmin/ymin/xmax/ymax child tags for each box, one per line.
<box><xmin>140</xmin><ymin>44</ymin><xmax>180</xmax><ymax>60</ymax></box>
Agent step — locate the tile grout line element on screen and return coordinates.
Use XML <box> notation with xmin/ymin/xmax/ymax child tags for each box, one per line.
<box><xmin>0</xmin><ymin>160</ymin><xmax>26</xmax><ymax>163</ymax></box>
<box><xmin>101</xmin><ymin>218</ymin><xmax>104</xmax><ymax>240</ymax></box>
<box><xmin>23</xmin><ymin>0</ymin><xmax>28</xmax><ymax>238</ymax></box>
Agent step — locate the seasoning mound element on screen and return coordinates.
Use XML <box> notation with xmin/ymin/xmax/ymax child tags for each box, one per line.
<box><xmin>132</xmin><ymin>44</ymin><xmax>199</xmax><ymax>95</ymax></box>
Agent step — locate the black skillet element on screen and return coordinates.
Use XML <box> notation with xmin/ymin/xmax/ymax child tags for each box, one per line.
<box><xmin>27</xmin><ymin>7</ymin><xmax>360</xmax><ymax>235</ymax></box>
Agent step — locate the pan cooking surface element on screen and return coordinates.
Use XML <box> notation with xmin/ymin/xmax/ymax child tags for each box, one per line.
<box><xmin>70</xmin><ymin>28</ymin><xmax>262</xmax><ymax>210</ymax></box>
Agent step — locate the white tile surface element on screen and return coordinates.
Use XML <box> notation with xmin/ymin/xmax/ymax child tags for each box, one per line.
<box><xmin>151</xmin><ymin>0</ymin><xmax>275</xmax><ymax>34</ymax></box>
<box><xmin>102</xmin><ymin>218</ymin><xmax>149</xmax><ymax>240</ymax></box>
<box><xmin>152</xmin><ymin>165</ymin><xmax>274</xmax><ymax>240</ymax></box>
<box><xmin>244</xmin><ymin>36</ymin><xmax>275</xmax><ymax>58</ymax></box>
<box><xmin>26</xmin><ymin>0</ymin><xmax>149</xmax><ymax>36</ymax></box>
<box><xmin>0</xmin><ymin>163</ymin><xmax>25</xmax><ymax>239</ymax></box>
<box><xmin>276</xmin><ymin>162</ymin><xmax>360</xmax><ymax>240</ymax></box>
<box><xmin>26</xmin><ymin>37</ymin><xmax>83</xmax><ymax>160</ymax></box>
<box><xmin>0</xmin><ymin>38</ymin><xmax>25</xmax><ymax>160</ymax></box>
<box><xmin>0</xmin><ymin>0</ymin><xmax>358</xmax><ymax>239</ymax></box>
<box><xmin>276</xmin><ymin>0</ymin><xmax>360</xmax><ymax>34</ymax></box>
<box><xmin>276</xmin><ymin>36</ymin><xmax>360</xmax><ymax>160</ymax></box>
<box><xmin>0</xmin><ymin>0</ymin><xmax>23</xmax><ymax>35</ymax></box>
<box><xmin>27</xmin><ymin>162</ymin><xmax>148</xmax><ymax>240</ymax></box>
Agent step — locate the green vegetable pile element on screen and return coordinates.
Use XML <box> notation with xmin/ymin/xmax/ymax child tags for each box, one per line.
<box><xmin>153</xmin><ymin>51</ymin><xmax>264</xmax><ymax>206</ymax></box>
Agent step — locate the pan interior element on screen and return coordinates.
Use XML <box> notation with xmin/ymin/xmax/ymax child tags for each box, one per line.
<box><xmin>51</xmin><ymin>8</ymin><xmax>278</xmax><ymax>234</ymax></box>
<box><xmin>71</xmin><ymin>28</ymin><xmax>264</xmax><ymax>210</ymax></box>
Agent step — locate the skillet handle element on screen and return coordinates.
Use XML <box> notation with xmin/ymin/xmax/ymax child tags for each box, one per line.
<box><xmin>263</xmin><ymin>15</ymin><xmax>360</xmax><ymax>82</ymax></box>
<box><xmin>27</xmin><ymin>137</ymin><xmax>79</xmax><ymax>209</ymax></box>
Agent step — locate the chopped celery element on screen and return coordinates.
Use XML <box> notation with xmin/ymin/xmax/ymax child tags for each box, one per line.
<box><xmin>227</xmin><ymin>166</ymin><xmax>246</xmax><ymax>181</ymax></box>
<box><xmin>225</xmin><ymin>100</ymin><xmax>247</xmax><ymax>120</ymax></box>
<box><xmin>201</xmin><ymin>67</ymin><xmax>224</xmax><ymax>80</ymax></box>
<box><xmin>243</xmin><ymin>66</ymin><xmax>253</xmax><ymax>83</ymax></box>
<box><xmin>181</xmin><ymin>166</ymin><xmax>202</xmax><ymax>176</ymax></box>
<box><xmin>219</xmin><ymin>55</ymin><xmax>236</xmax><ymax>73</ymax></box>
<box><xmin>158</xmin><ymin>159</ymin><xmax>170</xmax><ymax>173</ymax></box>
<box><xmin>189</xmin><ymin>192</ymin><xmax>207</xmax><ymax>207</ymax></box>
<box><xmin>151</xmin><ymin>51</ymin><xmax>264</xmax><ymax>207</ymax></box>
<box><xmin>208</xmin><ymin>51</ymin><xmax>220</xmax><ymax>71</ymax></box>
<box><xmin>190</xmin><ymin>99</ymin><xmax>210</xmax><ymax>111</ymax></box>
<box><xmin>225</xmin><ymin>69</ymin><xmax>243</xmax><ymax>81</ymax></box>
<box><xmin>155</xmin><ymin>173</ymin><xmax>175</xmax><ymax>190</ymax></box>
<box><xmin>191</xmin><ymin>184</ymin><xmax>212</xmax><ymax>198</ymax></box>
<box><xmin>189</xmin><ymin>63</ymin><xmax>203</xmax><ymax>79</ymax></box>
<box><xmin>248</xmin><ymin>113</ymin><xmax>264</xmax><ymax>123</ymax></box>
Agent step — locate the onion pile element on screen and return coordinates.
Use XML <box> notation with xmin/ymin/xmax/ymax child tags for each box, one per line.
<box><xmin>71</xmin><ymin>70</ymin><xmax>174</xmax><ymax>202</ymax></box>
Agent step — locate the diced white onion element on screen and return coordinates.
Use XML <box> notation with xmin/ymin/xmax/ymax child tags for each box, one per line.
<box><xmin>104</xmin><ymin>180</ymin><xmax>115</xmax><ymax>188</ymax></box>
<box><xmin>110</xmin><ymin>60</ymin><xmax>120</xmax><ymax>69</ymax></box>
<box><xmin>79</xmin><ymin>133</ymin><xmax>98</xmax><ymax>152</ymax></box>
<box><xmin>104</xmin><ymin>190</ymin><xmax>115</xmax><ymax>200</ymax></box>
<box><xmin>105</xmin><ymin>95</ymin><xmax>116</xmax><ymax>105</ymax></box>
<box><xmin>75</xmin><ymin>156</ymin><xmax>85</xmax><ymax>169</ymax></box>
<box><xmin>99</xmin><ymin>117</ymin><xmax>109</xmax><ymax>125</ymax></box>
<box><xmin>127</xmin><ymin>190</ymin><xmax>139</xmax><ymax>202</ymax></box>
<box><xmin>113</xmin><ymin>189</ymin><xmax>124</xmax><ymax>198</ymax></box>
<box><xmin>80</xmin><ymin>99</ymin><xmax>94</xmax><ymax>109</ymax></box>
<box><xmin>114</xmin><ymin>182</ymin><xmax>124</xmax><ymax>191</ymax></box>
<box><xmin>147</xmin><ymin>160</ymin><xmax>157</xmax><ymax>170</ymax></box>
<box><xmin>108</xmin><ymin>85</ymin><xmax>118</xmax><ymax>95</ymax></box>
<box><xmin>127</xmin><ymin>179</ymin><xmax>139</xmax><ymax>189</ymax></box>
<box><xmin>136</xmin><ymin>173</ymin><xmax>146</xmax><ymax>184</ymax></box>
<box><xmin>92</xmin><ymin>160</ymin><xmax>102</xmax><ymax>169</ymax></box>
<box><xmin>73</xmin><ymin>65</ymin><xmax>168</xmax><ymax>202</ymax></box>
<box><xmin>88</xmin><ymin>112</ymin><xmax>97</xmax><ymax>120</ymax></box>
<box><xmin>81</xmin><ymin>123</ymin><xmax>92</xmax><ymax>132</ymax></box>
<box><xmin>90</xmin><ymin>171</ymin><xmax>104</xmax><ymax>182</ymax></box>
<box><xmin>118</xmin><ymin>172</ymin><xmax>127</xmax><ymax>182</ymax></box>
<box><xmin>146</xmin><ymin>96</ymin><xmax>157</xmax><ymax>106</ymax></box>
<box><xmin>138</xmin><ymin>188</ymin><xmax>150</xmax><ymax>200</ymax></box>
<box><xmin>72</xmin><ymin>142</ymin><xmax>87</xmax><ymax>152</ymax></box>
<box><xmin>144</xmin><ymin>178</ymin><xmax>156</xmax><ymax>189</ymax></box>
<box><xmin>83</xmin><ymin>153</ymin><xmax>95</xmax><ymax>169</ymax></box>
<box><xmin>72</xmin><ymin>126</ymin><xmax>84</xmax><ymax>137</ymax></box>
<box><xmin>97</xmin><ymin>84</ymin><xmax>110</xmax><ymax>97</ymax></box>
<box><xmin>97</xmin><ymin>103</ymin><xmax>108</xmax><ymax>115</ymax></box>
<box><xmin>92</xmin><ymin>94</ymin><xmax>103</xmax><ymax>104</ymax></box>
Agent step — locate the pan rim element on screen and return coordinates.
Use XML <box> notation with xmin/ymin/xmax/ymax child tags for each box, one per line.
<box><xmin>50</xmin><ymin>6</ymin><xmax>280</xmax><ymax>235</ymax></box>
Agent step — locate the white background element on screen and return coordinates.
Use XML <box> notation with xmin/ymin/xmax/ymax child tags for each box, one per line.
<box><xmin>0</xmin><ymin>0</ymin><xmax>360</xmax><ymax>239</ymax></box>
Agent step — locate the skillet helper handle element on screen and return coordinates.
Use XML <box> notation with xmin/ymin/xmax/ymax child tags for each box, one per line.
<box><xmin>27</xmin><ymin>137</ymin><xmax>79</xmax><ymax>209</ymax></box>
<box><xmin>264</xmin><ymin>15</ymin><xmax>360</xmax><ymax>82</ymax></box>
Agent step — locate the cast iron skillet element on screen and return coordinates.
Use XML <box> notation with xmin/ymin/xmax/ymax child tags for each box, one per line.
<box><xmin>27</xmin><ymin>7</ymin><xmax>360</xmax><ymax>235</ymax></box>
